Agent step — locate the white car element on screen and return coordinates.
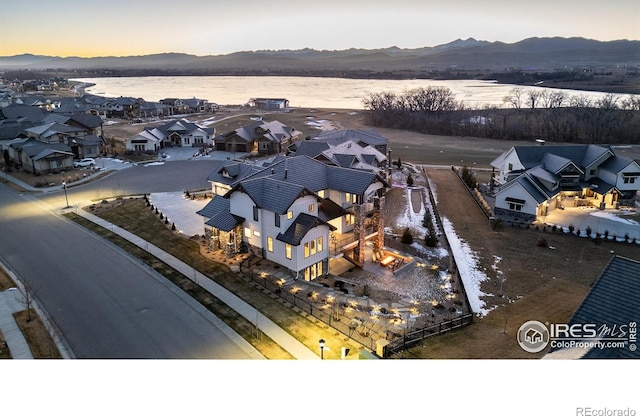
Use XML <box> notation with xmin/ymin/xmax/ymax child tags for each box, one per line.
<box><xmin>73</xmin><ymin>158</ymin><xmax>96</xmax><ymax>168</ymax></box>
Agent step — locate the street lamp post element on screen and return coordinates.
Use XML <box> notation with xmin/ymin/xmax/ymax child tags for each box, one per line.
<box><xmin>319</xmin><ymin>338</ymin><xmax>325</xmax><ymax>360</ymax></box>
<box><xmin>62</xmin><ymin>181</ymin><xmax>70</xmax><ymax>208</ymax></box>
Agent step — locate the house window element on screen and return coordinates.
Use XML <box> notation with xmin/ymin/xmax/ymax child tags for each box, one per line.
<box><xmin>308</xmin><ymin>204</ymin><xmax>314</xmax><ymax>213</ymax></box>
<box><xmin>310</xmin><ymin>240</ymin><xmax>316</xmax><ymax>255</ymax></box>
<box><xmin>318</xmin><ymin>190</ymin><xmax>325</xmax><ymax>198</ymax></box>
<box><xmin>508</xmin><ymin>163</ymin><xmax>513</xmax><ymax>171</ymax></box>
<box><xmin>267</xmin><ymin>237</ymin><xmax>273</xmax><ymax>252</ymax></box>
<box><xmin>304</xmin><ymin>242</ymin><xmax>310</xmax><ymax>258</ymax></box>
<box><xmin>346</xmin><ymin>213</ymin><xmax>354</xmax><ymax>226</ymax></box>
<box><xmin>184</xmin><ymin>137</ymin><xmax>190</xmax><ymax>145</ymax></box>
<box><xmin>346</xmin><ymin>193</ymin><xmax>353</xmax><ymax>203</ymax></box>
<box><xmin>287</xmin><ymin>211</ymin><xmax>293</xmax><ymax>220</ymax></box>
<box><xmin>253</xmin><ymin>230</ymin><xmax>261</xmax><ymax>237</ymax></box>
<box><xmin>508</xmin><ymin>202</ymin><xmax>523</xmax><ymax>211</ymax></box>
<box><xmin>274</xmin><ymin>213</ymin><xmax>280</xmax><ymax>227</ymax></box>
<box><xmin>253</xmin><ymin>206</ymin><xmax>259</xmax><ymax>221</ymax></box>
<box><xmin>244</xmin><ymin>227</ymin><xmax>251</xmax><ymax>238</ymax></box>
<box><xmin>285</xmin><ymin>244</ymin><xmax>292</xmax><ymax>259</ymax></box>
<box><xmin>623</xmin><ymin>177</ymin><xmax>636</xmax><ymax>184</ymax></box>
<box><xmin>317</xmin><ymin>237</ymin><xmax>323</xmax><ymax>253</ymax></box>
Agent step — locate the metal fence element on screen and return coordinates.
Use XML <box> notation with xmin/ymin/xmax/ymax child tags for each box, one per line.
<box><xmin>240</xmin><ymin>260</ymin><xmax>474</xmax><ymax>357</ymax></box>
<box><xmin>384</xmin><ymin>314</ymin><xmax>474</xmax><ymax>357</ymax></box>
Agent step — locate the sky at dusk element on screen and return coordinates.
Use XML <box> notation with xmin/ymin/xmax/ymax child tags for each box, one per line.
<box><xmin>2</xmin><ymin>0</ymin><xmax>639</xmax><ymax>57</ymax></box>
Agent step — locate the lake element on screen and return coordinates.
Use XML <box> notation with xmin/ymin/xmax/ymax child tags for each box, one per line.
<box><xmin>72</xmin><ymin>75</ymin><xmax>631</xmax><ymax>109</ymax></box>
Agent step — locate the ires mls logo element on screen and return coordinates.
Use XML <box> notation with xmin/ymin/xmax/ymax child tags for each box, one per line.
<box><xmin>518</xmin><ymin>320</ymin><xmax>638</xmax><ymax>353</ymax></box>
<box><xmin>517</xmin><ymin>321</ymin><xmax>550</xmax><ymax>353</ymax></box>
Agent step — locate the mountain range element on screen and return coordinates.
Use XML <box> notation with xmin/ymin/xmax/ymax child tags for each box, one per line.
<box><xmin>1</xmin><ymin>37</ymin><xmax>639</xmax><ymax>77</ymax></box>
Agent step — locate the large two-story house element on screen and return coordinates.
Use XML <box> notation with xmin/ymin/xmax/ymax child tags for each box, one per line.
<box><xmin>491</xmin><ymin>144</ymin><xmax>640</xmax><ymax>221</ymax></box>
<box><xmin>197</xmin><ymin>155</ymin><xmax>388</xmax><ymax>281</ymax></box>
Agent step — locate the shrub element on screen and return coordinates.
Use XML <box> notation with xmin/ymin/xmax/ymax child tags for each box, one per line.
<box><xmin>568</xmin><ymin>224</ymin><xmax>575</xmax><ymax>234</ymax></box>
<box><xmin>585</xmin><ymin>226</ymin><xmax>592</xmax><ymax>237</ymax></box>
<box><xmin>401</xmin><ymin>228</ymin><xmax>413</xmax><ymax>244</ymax></box>
<box><xmin>604</xmin><ymin>230</ymin><xmax>610</xmax><ymax>239</ymax></box>
<box><xmin>406</xmin><ymin>174</ymin><xmax>414</xmax><ymax>187</ymax></box>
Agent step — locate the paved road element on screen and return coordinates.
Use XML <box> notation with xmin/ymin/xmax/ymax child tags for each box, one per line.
<box><xmin>0</xmin><ymin>185</ymin><xmax>261</xmax><ymax>358</ymax></box>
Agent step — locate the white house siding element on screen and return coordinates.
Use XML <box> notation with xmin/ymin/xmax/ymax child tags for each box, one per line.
<box><xmin>614</xmin><ymin>162</ymin><xmax>640</xmax><ymax>192</ymax></box>
<box><xmin>281</xmin><ymin>195</ymin><xmax>319</xmax><ymax>230</ymax></box>
<box><xmin>230</xmin><ymin>193</ymin><xmax>262</xmax><ymax>248</ymax></box>
<box><xmin>364</xmin><ymin>182</ymin><xmax>384</xmax><ymax>198</ymax></box>
<box><xmin>284</xmin><ymin>225</ymin><xmax>331</xmax><ymax>275</ymax></box>
<box><xmin>495</xmin><ymin>182</ymin><xmax>538</xmax><ymax>216</ymax></box>
<box><xmin>496</xmin><ymin>149</ymin><xmax>525</xmax><ymax>183</ymax></box>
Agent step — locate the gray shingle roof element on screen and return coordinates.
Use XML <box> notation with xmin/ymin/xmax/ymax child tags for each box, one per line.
<box><xmin>292</xmin><ymin>140</ymin><xmax>330</xmax><ymax>158</ymax></box>
<box><xmin>555</xmin><ymin>256</ymin><xmax>640</xmax><ymax>359</ymax></box>
<box><xmin>197</xmin><ymin>195</ymin><xmax>245</xmax><ymax>232</ymax></box>
<box><xmin>599</xmin><ymin>154</ymin><xmax>635</xmax><ymax>174</ymax></box>
<box><xmin>231</xmin><ymin>177</ymin><xmax>317</xmax><ymax>214</ymax></box>
<box><xmin>316</xmin><ymin>129</ymin><xmax>389</xmax><ymax>147</ymax></box>
<box><xmin>276</xmin><ymin>213</ymin><xmax>335</xmax><ymax>246</ymax></box>
<box><xmin>244</xmin><ymin>155</ymin><xmax>385</xmax><ymax>195</ymax></box>
<box><xmin>318</xmin><ymin>198</ymin><xmax>347</xmax><ymax>222</ymax></box>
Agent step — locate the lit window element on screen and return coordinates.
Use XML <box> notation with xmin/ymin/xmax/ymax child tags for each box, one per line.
<box><xmin>346</xmin><ymin>193</ymin><xmax>352</xmax><ymax>203</ymax></box>
<box><xmin>267</xmin><ymin>237</ymin><xmax>273</xmax><ymax>252</ymax></box>
<box><xmin>310</xmin><ymin>240</ymin><xmax>316</xmax><ymax>255</ymax></box>
<box><xmin>253</xmin><ymin>230</ymin><xmax>261</xmax><ymax>237</ymax></box>
<box><xmin>309</xmin><ymin>204</ymin><xmax>314</xmax><ymax>213</ymax></box>
<box><xmin>285</xmin><ymin>244</ymin><xmax>292</xmax><ymax>259</ymax></box>
<box><xmin>317</xmin><ymin>237</ymin><xmax>323</xmax><ymax>252</ymax></box>
<box><xmin>244</xmin><ymin>228</ymin><xmax>251</xmax><ymax>238</ymax></box>
<box><xmin>287</xmin><ymin>211</ymin><xmax>293</xmax><ymax>219</ymax></box>
<box><xmin>304</xmin><ymin>242</ymin><xmax>310</xmax><ymax>258</ymax></box>
<box><xmin>318</xmin><ymin>190</ymin><xmax>325</xmax><ymax>198</ymax></box>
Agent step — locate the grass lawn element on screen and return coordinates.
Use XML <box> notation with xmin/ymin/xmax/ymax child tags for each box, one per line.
<box><xmin>68</xmin><ymin>200</ymin><xmax>364</xmax><ymax>359</ymax></box>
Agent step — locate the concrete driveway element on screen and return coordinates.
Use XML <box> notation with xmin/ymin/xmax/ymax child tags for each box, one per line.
<box><xmin>149</xmin><ymin>191</ymin><xmax>209</xmax><ymax>237</ymax></box>
<box><xmin>542</xmin><ymin>206</ymin><xmax>640</xmax><ymax>241</ymax></box>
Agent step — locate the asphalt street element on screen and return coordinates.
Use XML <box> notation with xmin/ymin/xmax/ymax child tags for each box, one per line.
<box><xmin>0</xmin><ymin>168</ymin><xmax>260</xmax><ymax>358</ymax></box>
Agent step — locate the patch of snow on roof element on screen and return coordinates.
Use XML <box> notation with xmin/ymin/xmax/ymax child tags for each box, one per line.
<box><xmin>441</xmin><ymin>217</ymin><xmax>490</xmax><ymax>316</ymax></box>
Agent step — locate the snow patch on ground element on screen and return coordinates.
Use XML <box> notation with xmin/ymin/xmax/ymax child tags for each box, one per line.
<box><xmin>441</xmin><ymin>217</ymin><xmax>490</xmax><ymax>316</ymax></box>
<box><xmin>143</xmin><ymin>162</ymin><xmax>165</xmax><ymax>167</ymax></box>
<box><xmin>589</xmin><ymin>210</ymin><xmax>640</xmax><ymax>225</ymax></box>
<box><xmin>395</xmin><ymin>188</ymin><xmax>427</xmax><ymax>236</ymax></box>
<box><xmin>411</xmin><ymin>242</ymin><xmax>449</xmax><ymax>260</ymax></box>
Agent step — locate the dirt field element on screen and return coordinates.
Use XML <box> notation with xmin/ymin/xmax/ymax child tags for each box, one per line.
<box><xmin>397</xmin><ymin>168</ymin><xmax>640</xmax><ymax>358</ymax></box>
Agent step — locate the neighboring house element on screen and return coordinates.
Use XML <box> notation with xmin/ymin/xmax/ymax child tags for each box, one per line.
<box><xmin>290</xmin><ymin>137</ymin><xmax>388</xmax><ymax>175</ymax></box>
<box><xmin>125</xmin><ymin>118</ymin><xmax>214</xmax><ymax>152</ymax></box>
<box><xmin>248</xmin><ymin>98</ymin><xmax>289</xmax><ymax>110</ymax></box>
<box><xmin>159</xmin><ymin>98</ymin><xmax>189</xmax><ymax>115</ymax></box>
<box><xmin>198</xmin><ymin>155</ymin><xmax>389</xmax><ymax>281</ymax></box>
<box><xmin>310</xmin><ymin>129</ymin><xmax>390</xmax><ymax>155</ymax></box>
<box><xmin>491</xmin><ymin>144</ymin><xmax>640</xmax><ymax>222</ymax></box>
<box><xmin>8</xmin><ymin>137</ymin><xmax>74</xmax><ymax>174</ymax></box>
<box><xmin>125</xmin><ymin>130</ymin><xmax>163</xmax><ymax>153</ymax></box>
<box><xmin>213</xmin><ymin>120</ymin><xmax>301</xmax><ymax>154</ymax></box>
<box><xmin>545</xmin><ymin>255</ymin><xmax>640</xmax><ymax>359</ymax></box>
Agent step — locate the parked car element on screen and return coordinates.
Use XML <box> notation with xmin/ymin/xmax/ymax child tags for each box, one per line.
<box><xmin>73</xmin><ymin>158</ymin><xmax>96</xmax><ymax>168</ymax></box>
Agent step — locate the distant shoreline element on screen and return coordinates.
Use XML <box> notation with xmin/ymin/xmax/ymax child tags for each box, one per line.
<box><xmin>67</xmin><ymin>72</ymin><xmax>640</xmax><ymax>96</ymax></box>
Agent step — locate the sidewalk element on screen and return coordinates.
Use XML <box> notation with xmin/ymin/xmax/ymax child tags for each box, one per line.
<box><xmin>75</xmin><ymin>208</ymin><xmax>319</xmax><ymax>360</ymax></box>
<box><xmin>0</xmin><ymin>289</ymin><xmax>33</xmax><ymax>359</ymax></box>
